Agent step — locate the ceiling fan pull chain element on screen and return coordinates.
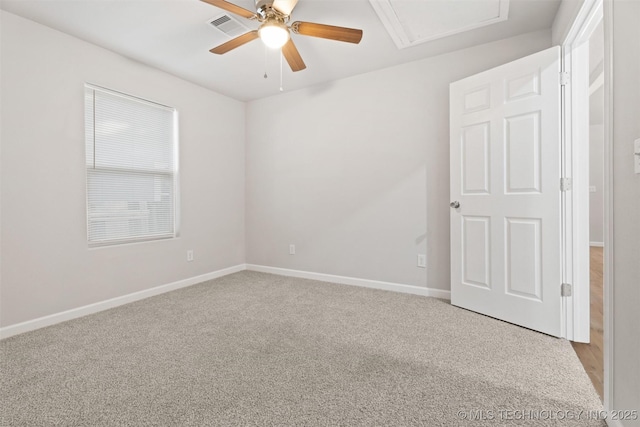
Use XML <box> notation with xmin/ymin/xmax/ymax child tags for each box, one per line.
<box><xmin>264</xmin><ymin>45</ymin><xmax>268</xmax><ymax>79</ymax></box>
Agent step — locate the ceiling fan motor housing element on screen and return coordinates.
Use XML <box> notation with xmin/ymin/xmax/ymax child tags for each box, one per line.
<box><xmin>255</xmin><ymin>0</ymin><xmax>271</xmax><ymax>10</ymax></box>
<box><xmin>255</xmin><ymin>0</ymin><xmax>288</xmax><ymax>21</ymax></box>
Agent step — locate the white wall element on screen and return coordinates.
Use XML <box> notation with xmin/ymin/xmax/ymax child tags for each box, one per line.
<box><xmin>589</xmin><ymin>20</ymin><xmax>605</xmax><ymax>246</ymax></box>
<box><xmin>589</xmin><ymin>122</ymin><xmax>604</xmax><ymax>245</ymax></box>
<box><xmin>0</xmin><ymin>11</ymin><xmax>246</xmax><ymax>327</ymax></box>
<box><xmin>611</xmin><ymin>0</ymin><xmax>640</xmax><ymax>422</ymax></box>
<box><xmin>245</xmin><ymin>30</ymin><xmax>552</xmax><ymax>290</ymax></box>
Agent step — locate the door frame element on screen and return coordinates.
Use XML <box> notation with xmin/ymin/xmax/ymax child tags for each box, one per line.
<box><xmin>560</xmin><ymin>0</ymin><xmax>613</xmax><ymax>410</ymax></box>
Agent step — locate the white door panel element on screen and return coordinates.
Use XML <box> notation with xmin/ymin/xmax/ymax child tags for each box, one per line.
<box><xmin>450</xmin><ymin>46</ymin><xmax>562</xmax><ymax>337</ymax></box>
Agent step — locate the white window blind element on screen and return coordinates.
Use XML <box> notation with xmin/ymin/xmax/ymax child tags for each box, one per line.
<box><xmin>85</xmin><ymin>84</ymin><xmax>178</xmax><ymax>246</ymax></box>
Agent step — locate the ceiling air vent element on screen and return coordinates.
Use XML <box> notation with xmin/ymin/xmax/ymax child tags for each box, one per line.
<box><xmin>208</xmin><ymin>14</ymin><xmax>250</xmax><ymax>38</ymax></box>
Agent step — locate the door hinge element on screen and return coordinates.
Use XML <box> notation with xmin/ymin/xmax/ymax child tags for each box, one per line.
<box><xmin>560</xmin><ymin>177</ymin><xmax>572</xmax><ymax>191</ymax></box>
<box><xmin>561</xmin><ymin>283</ymin><xmax>573</xmax><ymax>297</ymax></box>
<box><xmin>560</xmin><ymin>72</ymin><xmax>570</xmax><ymax>86</ymax></box>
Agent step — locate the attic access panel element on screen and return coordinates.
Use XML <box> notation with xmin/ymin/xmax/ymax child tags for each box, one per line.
<box><xmin>370</xmin><ymin>0</ymin><xmax>510</xmax><ymax>49</ymax></box>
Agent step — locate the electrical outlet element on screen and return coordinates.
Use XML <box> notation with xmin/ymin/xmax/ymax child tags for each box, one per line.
<box><xmin>187</xmin><ymin>250</ymin><xmax>194</xmax><ymax>262</ymax></box>
<box><xmin>289</xmin><ymin>244</ymin><xmax>296</xmax><ymax>255</ymax></box>
<box><xmin>417</xmin><ymin>254</ymin><xmax>426</xmax><ymax>268</ymax></box>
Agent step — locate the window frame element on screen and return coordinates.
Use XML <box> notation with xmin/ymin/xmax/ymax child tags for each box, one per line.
<box><xmin>84</xmin><ymin>83</ymin><xmax>180</xmax><ymax>247</ymax></box>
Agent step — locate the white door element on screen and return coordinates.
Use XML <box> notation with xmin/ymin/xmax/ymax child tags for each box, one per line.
<box><xmin>449</xmin><ymin>46</ymin><xmax>562</xmax><ymax>337</ymax></box>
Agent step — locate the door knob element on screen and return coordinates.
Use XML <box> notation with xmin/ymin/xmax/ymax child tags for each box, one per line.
<box><xmin>450</xmin><ymin>201</ymin><xmax>460</xmax><ymax>209</ymax></box>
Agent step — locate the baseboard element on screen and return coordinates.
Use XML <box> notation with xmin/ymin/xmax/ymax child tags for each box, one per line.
<box><xmin>1</xmin><ymin>264</ymin><xmax>451</xmax><ymax>340</ymax></box>
<box><xmin>590</xmin><ymin>241</ymin><xmax>604</xmax><ymax>247</ymax></box>
<box><xmin>0</xmin><ymin>264</ymin><xmax>246</xmax><ymax>340</ymax></box>
<box><xmin>246</xmin><ymin>264</ymin><xmax>451</xmax><ymax>300</ymax></box>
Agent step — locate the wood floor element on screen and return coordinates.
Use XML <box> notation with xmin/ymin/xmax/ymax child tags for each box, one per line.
<box><xmin>571</xmin><ymin>246</ymin><xmax>604</xmax><ymax>400</ymax></box>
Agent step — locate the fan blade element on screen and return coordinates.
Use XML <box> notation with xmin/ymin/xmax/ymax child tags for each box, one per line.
<box><xmin>282</xmin><ymin>38</ymin><xmax>306</xmax><ymax>72</ymax></box>
<box><xmin>272</xmin><ymin>0</ymin><xmax>298</xmax><ymax>16</ymax></box>
<box><xmin>291</xmin><ymin>21</ymin><xmax>363</xmax><ymax>44</ymax></box>
<box><xmin>200</xmin><ymin>0</ymin><xmax>257</xmax><ymax>19</ymax></box>
<box><xmin>210</xmin><ymin>30</ymin><xmax>259</xmax><ymax>54</ymax></box>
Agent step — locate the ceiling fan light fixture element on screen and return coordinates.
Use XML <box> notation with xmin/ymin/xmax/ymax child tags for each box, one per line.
<box><xmin>259</xmin><ymin>21</ymin><xmax>290</xmax><ymax>49</ymax></box>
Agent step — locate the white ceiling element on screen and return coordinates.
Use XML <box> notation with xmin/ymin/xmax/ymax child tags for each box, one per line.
<box><xmin>0</xmin><ymin>0</ymin><xmax>561</xmax><ymax>101</ymax></box>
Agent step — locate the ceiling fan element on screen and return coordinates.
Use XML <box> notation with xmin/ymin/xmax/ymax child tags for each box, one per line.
<box><xmin>201</xmin><ymin>0</ymin><xmax>363</xmax><ymax>72</ymax></box>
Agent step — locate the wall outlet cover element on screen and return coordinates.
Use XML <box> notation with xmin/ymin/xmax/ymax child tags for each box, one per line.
<box><xmin>417</xmin><ymin>254</ymin><xmax>426</xmax><ymax>268</ymax></box>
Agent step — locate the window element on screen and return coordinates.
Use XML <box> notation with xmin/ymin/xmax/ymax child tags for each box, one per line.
<box><xmin>84</xmin><ymin>84</ymin><xmax>178</xmax><ymax>246</ymax></box>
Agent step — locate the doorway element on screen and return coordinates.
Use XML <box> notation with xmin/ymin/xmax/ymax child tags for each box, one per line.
<box><xmin>562</xmin><ymin>0</ymin><xmax>607</xmax><ymax>403</ymax></box>
<box><xmin>570</xmin><ymin>17</ymin><xmax>605</xmax><ymax>401</ymax></box>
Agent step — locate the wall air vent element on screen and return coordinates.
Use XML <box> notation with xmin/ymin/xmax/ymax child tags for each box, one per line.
<box><xmin>208</xmin><ymin>14</ymin><xmax>250</xmax><ymax>38</ymax></box>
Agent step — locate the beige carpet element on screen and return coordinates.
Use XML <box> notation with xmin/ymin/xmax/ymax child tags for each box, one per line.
<box><xmin>0</xmin><ymin>271</ymin><xmax>603</xmax><ymax>426</ymax></box>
